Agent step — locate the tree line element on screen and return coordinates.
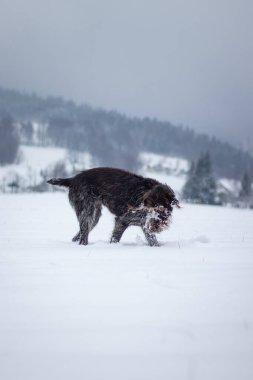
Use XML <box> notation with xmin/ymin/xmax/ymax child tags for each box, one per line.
<box><xmin>0</xmin><ymin>86</ymin><xmax>253</xmax><ymax>179</ymax></box>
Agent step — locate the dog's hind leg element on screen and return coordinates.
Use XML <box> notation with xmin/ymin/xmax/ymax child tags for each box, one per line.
<box><xmin>92</xmin><ymin>202</ymin><xmax>102</xmax><ymax>230</ymax></box>
<box><xmin>72</xmin><ymin>203</ymin><xmax>101</xmax><ymax>243</ymax></box>
<box><xmin>78</xmin><ymin>202</ymin><xmax>102</xmax><ymax>245</ymax></box>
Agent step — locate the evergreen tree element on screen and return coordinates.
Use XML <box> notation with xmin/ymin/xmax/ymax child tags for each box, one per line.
<box><xmin>182</xmin><ymin>152</ymin><xmax>217</xmax><ymax>204</ymax></box>
<box><xmin>181</xmin><ymin>161</ymin><xmax>197</xmax><ymax>200</ymax></box>
<box><xmin>240</xmin><ymin>172</ymin><xmax>252</xmax><ymax>198</ymax></box>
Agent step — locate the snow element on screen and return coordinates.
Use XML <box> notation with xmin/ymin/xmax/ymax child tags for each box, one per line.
<box><xmin>1</xmin><ymin>191</ymin><xmax>253</xmax><ymax>380</ymax></box>
<box><xmin>0</xmin><ymin>148</ymin><xmax>188</xmax><ymax>194</ymax></box>
<box><xmin>0</xmin><ymin>145</ymin><xmax>67</xmax><ymax>188</ymax></box>
<box><xmin>140</xmin><ymin>152</ymin><xmax>188</xmax><ymax>194</ymax></box>
<box><xmin>144</xmin><ymin>170</ymin><xmax>186</xmax><ymax>194</ymax></box>
<box><xmin>219</xmin><ymin>177</ymin><xmax>241</xmax><ymax>195</ymax></box>
<box><xmin>0</xmin><ymin>145</ymin><xmax>92</xmax><ymax>190</ymax></box>
<box><xmin>140</xmin><ymin>152</ymin><xmax>189</xmax><ymax>174</ymax></box>
<box><xmin>21</xmin><ymin>145</ymin><xmax>67</xmax><ymax>167</ymax></box>
<box><xmin>0</xmin><ymin>145</ymin><xmax>67</xmax><ymax>176</ymax></box>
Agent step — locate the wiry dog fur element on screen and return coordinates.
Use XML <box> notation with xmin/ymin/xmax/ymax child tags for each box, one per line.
<box><xmin>47</xmin><ymin>167</ymin><xmax>180</xmax><ymax>246</ymax></box>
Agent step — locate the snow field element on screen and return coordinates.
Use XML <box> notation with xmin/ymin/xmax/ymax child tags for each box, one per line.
<box><xmin>0</xmin><ymin>145</ymin><xmax>92</xmax><ymax>190</ymax></box>
<box><xmin>0</xmin><ymin>193</ymin><xmax>253</xmax><ymax>380</ymax></box>
<box><xmin>0</xmin><ymin>145</ymin><xmax>67</xmax><ymax>181</ymax></box>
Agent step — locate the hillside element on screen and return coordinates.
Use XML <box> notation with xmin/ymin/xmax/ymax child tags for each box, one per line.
<box><xmin>0</xmin><ymin>145</ymin><xmax>187</xmax><ymax>194</ymax></box>
<box><xmin>0</xmin><ymin>87</ymin><xmax>252</xmax><ymax>179</ymax></box>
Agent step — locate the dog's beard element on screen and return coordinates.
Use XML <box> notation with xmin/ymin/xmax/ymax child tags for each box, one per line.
<box><xmin>144</xmin><ymin>208</ymin><xmax>171</xmax><ymax>233</ymax></box>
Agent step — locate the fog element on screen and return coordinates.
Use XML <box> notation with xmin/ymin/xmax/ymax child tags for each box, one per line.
<box><xmin>0</xmin><ymin>0</ymin><xmax>252</xmax><ymax>150</ymax></box>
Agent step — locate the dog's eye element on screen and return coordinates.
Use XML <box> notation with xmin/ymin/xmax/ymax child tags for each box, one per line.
<box><xmin>158</xmin><ymin>205</ymin><xmax>165</xmax><ymax>211</ymax></box>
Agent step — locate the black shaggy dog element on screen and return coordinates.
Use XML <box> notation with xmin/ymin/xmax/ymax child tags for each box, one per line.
<box><xmin>47</xmin><ymin>167</ymin><xmax>180</xmax><ymax>247</ymax></box>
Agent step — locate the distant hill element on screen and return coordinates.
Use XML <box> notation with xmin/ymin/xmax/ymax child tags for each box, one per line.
<box><xmin>0</xmin><ymin>86</ymin><xmax>252</xmax><ymax>179</ymax></box>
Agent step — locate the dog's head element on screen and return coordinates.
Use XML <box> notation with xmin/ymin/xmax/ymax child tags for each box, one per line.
<box><xmin>143</xmin><ymin>184</ymin><xmax>180</xmax><ymax>214</ymax></box>
<box><xmin>141</xmin><ymin>184</ymin><xmax>180</xmax><ymax>234</ymax></box>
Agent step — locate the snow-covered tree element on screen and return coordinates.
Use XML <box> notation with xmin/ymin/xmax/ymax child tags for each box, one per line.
<box><xmin>182</xmin><ymin>152</ymin><xmax>217</xmax><ymax>204</ymax></box>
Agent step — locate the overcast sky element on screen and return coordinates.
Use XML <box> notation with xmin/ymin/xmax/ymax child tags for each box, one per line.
<box><xmin>0</xmin><ymin>0</ymin><xmax>252</xmax><ymax>150</ymax></box>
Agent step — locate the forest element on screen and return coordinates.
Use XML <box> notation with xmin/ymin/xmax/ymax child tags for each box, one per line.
<box><xmin>0</xmin><ymin>86</ymin><xmax>253</xmax><ymax>179</ymax></box>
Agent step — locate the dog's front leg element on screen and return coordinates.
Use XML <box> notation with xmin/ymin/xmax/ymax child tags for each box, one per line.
<box><xmin>142</xmin><ymin>227</ymin><xmax>160</xmax><ymax>247</ymax></box>
<box><xmin>110</xmin><ymin>217</ymin><xmax>128</xmax><ymax>243</ymax></box>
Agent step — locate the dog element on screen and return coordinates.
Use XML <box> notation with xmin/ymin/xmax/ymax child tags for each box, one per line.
<box><xmin>47</xmin><ymin>167</ymin><xmax>180</xmax><ymax>246</ymax></box>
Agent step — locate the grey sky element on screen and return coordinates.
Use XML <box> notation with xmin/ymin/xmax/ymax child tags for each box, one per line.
<box><xmin>0</xmin><ymin>0</ymin><xmax>253</xmax><ymax>150</ymax></box>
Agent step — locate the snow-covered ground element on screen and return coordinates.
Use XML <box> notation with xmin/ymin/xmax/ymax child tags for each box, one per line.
<box><xmin>0</xmin><ymin>145</ymin><xmax>67</xmax><ymax>179</ymax></box>
<box><xmin>140</xmin><ymin>152</ymin><xmax>189</xmax><ymax>174</ymax></box>
<box><xmin>0</xmin><ymin>145</ymin><xmax>67</xmax><ymax>190</ymax></box>
<box><xmin>0</xmin><ymin>145</ymin><xmax>92</xmax><ymax>191</ymax></box>
<box><xmin>0</xmin><ymin>147</ymin><xmax>188</xmax><ymax>194</ymax></box>
<box><xmin>144</xmin><ymin>170</ymin><xmax>186</xmax><ymax>194</ymax></box>
<box><xmin>1</xmin><ymin>191</ymin><xmax>253</xmax><ymax>380</ymax></box>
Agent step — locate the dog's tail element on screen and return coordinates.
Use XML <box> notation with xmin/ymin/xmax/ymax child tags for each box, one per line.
<box><xmin>47</xmin><ymin>178</ymin><xmax>72</xmax><ymax>187</ymax></box>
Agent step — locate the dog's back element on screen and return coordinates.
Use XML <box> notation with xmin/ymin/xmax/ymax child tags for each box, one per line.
<box><xmin>73</xmin><ymin>167</ymin><xmax>156</xmax><ymax>190</ymax></box>
<box><xmin>48</xmin><ymin>167</ymin><xmax>154</xmax><ymax>186</ymax></box>
<box><xmin>69</xmin><ymin>167</ymin><xmax>159</xmax><ymax>215</ymax></box>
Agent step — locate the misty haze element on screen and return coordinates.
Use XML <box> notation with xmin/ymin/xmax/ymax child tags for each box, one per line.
<box><xmin>0</xmin><ymin>0</ymin><xmax>253</xmax><ymax>150</ymax></box>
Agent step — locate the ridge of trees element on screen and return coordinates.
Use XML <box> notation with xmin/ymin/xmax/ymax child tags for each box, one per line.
<box><xmin>0</xmin><ymin>87</ymin><xmax>252</xmax><ymax>178</ymax></box>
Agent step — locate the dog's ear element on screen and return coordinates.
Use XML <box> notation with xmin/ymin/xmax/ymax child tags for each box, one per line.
<box><xmin>143</xmin><ymin>190</ymin><xmax>153</xmax><ymax>207</ymax></box>
<box><xmin>143</xmin><ymin>190</ymin><xmax>151</xmax><ymax>201</ymax></box>
<box><xmin>143</xmin><ymin>186</ymin><xmax>167</xmax><ymax>207</ymax></box>
<box><xmin>143</xmin><ymin>184</ymin><xmax>179</xmax><ymax>209</ymax></box>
